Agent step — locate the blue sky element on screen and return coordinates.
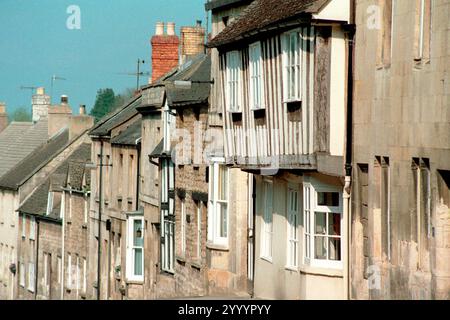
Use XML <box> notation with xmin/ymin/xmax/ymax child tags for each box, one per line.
<box><xmin>0</xmin><ymin>0</ymin><xmax>207</xmax><ymax>115</ymax></box>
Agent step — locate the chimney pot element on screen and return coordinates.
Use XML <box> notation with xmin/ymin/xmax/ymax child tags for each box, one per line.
<box><xmin>155</xmin><ymin>22</ymin><xmax>164</xmax><ymax>36</ymax></box>
<box><xmin>196</xmin><ymin>20</ymin><xmax>202</xmax><ymax>27</ymax></box>
<box><xmin>167</xmin><ymin>22</ymin><xmax>176</xmax><ymax>36</ymax></box>
<box><xmin>79</xmin><ymin>105</ymin><xmax>86</xmax><ymax>115</ymax></box>
<box><xmin>61</xmin><ymin>95</ymin><xmax>68</xmax><ymax>104</ymax></box>
<box><xmin>36</xmin><ymin>87</ymin><xmax>45</xmax><ymax>95</ymax></box>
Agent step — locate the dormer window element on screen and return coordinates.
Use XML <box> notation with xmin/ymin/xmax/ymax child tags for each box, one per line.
<box><xmin>249</xmin><ymin>42</ymin><xmax>265</xmax><ymax>110</ymax></box>
<box><xmin>282</xmin><ymin>30</ymin><xmax>302</xmax><ymax>102</ymax></box>
<box><xmin>225</xmin><ymin>51</ymin><xmax>242</xmax><ymax>112</ymax></box>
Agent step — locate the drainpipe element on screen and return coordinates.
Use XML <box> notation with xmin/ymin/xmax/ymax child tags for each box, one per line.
<box><xmin>344</xmin><ymin>0</ymin><xmax>356</xmax><ymax>301</ymax></box>
<box><xmin>136</xmin><ymin>138</ymin><xmax>142</xmax><ymax>211</ymax></box>
<box><xmin>34</xmin><ymin>219</ymin><xmax>40</xmax><ymax>300</ymax></box>
<box><xmin>97</xmin><ymin>139</ymin><xmax>104</xmax><ymax>300</ymax></box>
<box><xmin>61</xmin><ymin>191</ymin><xmax>65</xmax><ymax>300</ymax></box>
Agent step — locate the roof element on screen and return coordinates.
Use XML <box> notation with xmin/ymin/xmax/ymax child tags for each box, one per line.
<box><xmin>89</xmin><ymin>95</ymin><xmax>142</xmax><ymax>137</ymax></box>
<box><xmin>165</xmin><ymin>54</ymin><xmax>211</xmax><ymax>107</ymax></box>
<box><xmin>0</xmin><ymin>128</ymin><xmax>70</xmax><ymax>191</ymax></box>
<box><xmin>111</xmin><ymin>119</ymin><xmax>142</xmax><ymax>146</ymax></box>
<box><xmin>0</xmin><ymin>120</ymin><xmax>49</xmax><ymax>178</ymax></box>
<box><xmin>205</xmin><ymin>0</ymin><xmax>254</xmax><ymax>11</ymax></box>
<box><xmin>208</xmin><ymin>0</ymin><xmax>328</xmax><ymax>47</ymax></box>
<box><xmin>18</xmin><ymin>143</ymin><xmax>91</xmax><ymax>220</ymax></box>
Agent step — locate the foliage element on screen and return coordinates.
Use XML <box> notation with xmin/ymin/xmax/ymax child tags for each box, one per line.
<box><xmin>9</xmin><ymin>106</ymin><xmax>32</xmax><ymax>122</ymax></box>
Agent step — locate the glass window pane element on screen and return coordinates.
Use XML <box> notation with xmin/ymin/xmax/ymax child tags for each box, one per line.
<box><xmin>314</xmin><ymin>236</ymin><xmax>327</xmax><ymax>259</ymax></box>
<box><xmin>134</xmin><ymin>248</ymin><xmax>143</xmax><ymax>276</ymax></box>
<box><xmin>218</xmin><ymin>166</ymin><xmax>228</xmax><ymax>201</ymax></box>
<box><xmin>133</xmin><ymin>219</ymin><xmax>143</xmax><ymax>247</ymax></box>
<box><xmin>328</xmin><ymin>212</ymin><xmax>341</xmax><ymax>236</ymax></box>
<box><xmin>219</xmin><ymin>203</ymin><xmax>227</xmax><ymax>238</ymax></box>
<box><xmin>328</xmin><ymin>238</ymin><xmax>341</xmax><ymax>261</ymax></box>
<box><xmin>315</xmin><ymin>212</ymin><xmax>326</xmax><ymax>234</ymax></box>
<box><xmin>317</xmin><ymin>192</ymin><xmax>340</xmax><ymax>207</ymax></box>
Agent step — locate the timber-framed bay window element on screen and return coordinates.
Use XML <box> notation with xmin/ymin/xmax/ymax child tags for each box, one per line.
<box><xmin>303</xmin><ymin>182</ymin><xmax>343</xmax><ymax>269</ymax></box>
<box><xmin>225</xmin><ymin>51</ymin><xmax>242</xmax><ymax>112</ymax></box>
<box><xmin>161</xmin><ymin>158</ymin><xmax>175</xmax><ymax>273</ymax></box>
<box><xmin>126</xmin><ymin>214</ymin><xmax>144</xmax><ymax>282</ymax></box>
<box><xmin>261</xmin><ymin>179</ymin><xmax>273</xmax><ymax>261</ymax></box>
<box><xmin>249</xmin><ymin>42</ymin><xmax>265</xmax><ymax>110</ymax></box>
<box><xmin>282</xmin><ymin>30</ymin><xmax>302</xmax><ymax>102</ymax></box>
<box><xmin>208</xmin><ymin>159</ymin><xmax>229</xmax><ymax>247</ymax></box>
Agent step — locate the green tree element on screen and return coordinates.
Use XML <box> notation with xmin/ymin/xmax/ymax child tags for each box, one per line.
<box><xmin>89</xmin><ymin>88</ymin><xmax>116</xmax><ymax>122</ymax></box>
<box><xmin>9</xmin><ymin>107</ymin><xmax>32</xmax><ymax>122</ymax></box>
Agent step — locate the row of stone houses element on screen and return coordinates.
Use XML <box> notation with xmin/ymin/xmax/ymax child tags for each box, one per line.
<box><xmin>0</xmin><ymin>0</ymin><xmax>448</xmax><ymax>300</ymax></box>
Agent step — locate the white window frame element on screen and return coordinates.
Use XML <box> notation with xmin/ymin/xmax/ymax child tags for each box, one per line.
<box><xmin>286</xmin><ymin>186</ymin><xmax>300</xmax><ymax>268</ymax></box>
<box><xmin>28</xmin><ymin>262</ymin><xmax>35</xmax><ymax>292</ymax></box>
<box><xmin>161</xmin><ymin>159</ymin><xmax>175</xmax><ymax>274</ymax></box>
<box><xmin>84</xmin><ymin>196</ymin><xmax>88</xmax><ymax>225</ymax></box>
<box><xmin>29</xmin><ymin>216</ymin><xmax>36</xmax><ymax>241</ymax></box>
<box><xmin>303</xmin><ymin>181</ymin><xmax>343</xmax><ymax>269</ymax></box>
<box><xmin>261</xmin><ymin>179</ymin><xmax>273</xmax><ymax>261</ymax></box>
<box><xmin>60</xmin><ymin>191</ymin><xmax>65</xmax><ymax>220</ymax></box>
<box><xmin>75</xmin><ymin>255</ymin><xmax>80</xmax><ymax>294</ymax></box>
<box><xmin>282</xmin><ymin>30</ymin><xmax>302</xmax><ymax>102</ymax></box>
<box><xmin>207</xmin><ymin>159</ymin><xmax>229</xmax><ymax>247</ymax></box>
<box><xmin>225</xmin><ymin>51</ymin><xmax>242</xmax><ymax>112</ymax></box>
<box><xmin>126</xmin><ymin>214</ymin><xmax>144</xmax><ymax>282</ymax></box>
<box><xmin>249</xmin><ymin>42</ymin><xmax>265</xmax><ymax>110</ymax></box>
<box><xmin>20</xmin><ymin>262</ymin><xmax>25</xmax><ymax>287</ymax></box>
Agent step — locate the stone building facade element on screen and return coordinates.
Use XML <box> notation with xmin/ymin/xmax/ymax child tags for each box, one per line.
<box><xmin>350</xmin><ymin>0</ymin><xmax>450</xmax><ymax>300</ymax></box>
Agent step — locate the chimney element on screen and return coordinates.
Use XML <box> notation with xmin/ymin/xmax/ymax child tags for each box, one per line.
<box><xmin>0</xmin><ymin>102</ymin><xmax>8</xmax><ymax>133</ymax></box>
<box><xmin>180</xmin><ymin>20</ymin><xmax>206</xmax><ymax>64</ymax></box>
<box><xmin>47</xmin><ymin>95</ymin><xmax>73</xmax><ymax>137</ymax></box>
<box><xmin>151</xmin><ymin>21</ymin><xmax>179</xmax><ymax>83</ymax></box>
<box><xmin>69</xmin><ymin>105</ymin><xmax>94</xmax><ymax>140</ymax></box>
<box><xmin>32</xmin><ymin>87</ymin><xmax>51</xmax><ymax>122</ymax></box>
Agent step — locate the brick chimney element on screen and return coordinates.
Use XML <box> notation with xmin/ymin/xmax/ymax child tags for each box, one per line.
<box><xmin>32</xmin><ymin>87</ymin><xmax>51</xmax><ymax>122</ymax></box>
<box><xmin>151</xmin><ymin>22</ymin><xmax>179</xmax><ymax>83</ymax></box>
<box><xmin>48</xmin><ymin>95</ymin><xmax>72</xmax><ymax>137</ymax></box>
<box><xmin>0</xmin><ymin>102</ymin><xmax>8</xmax><ymax>133</ymax></box>
<box><xmin>69</xmin><ymin>104</ymin><xmax>94</xmax><ymax>140</ymax></box>
<box><xmin>180</xmin><ymin>20</ymin><xmax>206</xmax><ymax>64</ymax></box>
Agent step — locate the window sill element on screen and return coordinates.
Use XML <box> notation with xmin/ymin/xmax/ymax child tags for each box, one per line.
<box><xmin>191</xmin><ymin>260</ymin><xmax>202</xmax><ymax>270</ymax></box>
<box><xmin>176</xmin><ymin>255</ymin><xmax>186</xmax><ymax>263</ymax></box>
<box><xmin>260</xmin><ymin>256</ymin><xmax>273</xmax><ymax>264</ymax></box>
<box><xmin>206</xmin><ymin>242</ymin><xmax>229</xmax><ymax>252</ymax></box>
<box><xmin>125</xmin><ymin>279</ymin><xmax>144</xmax><ymax>285</ymax></box>
<box><xmin>299</xmin><ymin>264</ymin><xmax>343</xmax><ymax>278</ymax></box>
<box><xmin>250</xmin><ymin>107</ymin><xmax>266</xmax><ymax>111</ymax></box>
<box><xmin>285</xmin><ymin>265</ymin><xmax>299</xmax><ymax>272</ymax></box>
<box><xmin>227</xmin><ymin>110</ymin><xmax>242</xmax><ymax>114</ymax></box>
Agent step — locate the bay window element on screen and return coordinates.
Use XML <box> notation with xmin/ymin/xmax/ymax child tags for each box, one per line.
<box><xmin>127</xmin><ymin>215</ymin><xmax>144</xmax><ymax>281</ymax></box>
<box><xmin>161</xmin><ymin>159</ymin><xmax>175</xmax><ymax>273</ymax></box>
<box><xmin>249</xmin><ymin>42</ymin><xmax>265</xmax><ymax>110</ymax></box>
<box><xmin>282</xmin><ymin>30</ymin><xmax>302</xmax><ymax>102</ymax></box>
<box><xmin>225</xmin><ymin>51</ymin><xmax>242</xmax><ymax>112</ymax></box>
<box><xmin>208</xmin><ymin>160</ymin><xmax>229</xmax><ymax>247</ymax></box>
<box><xmin>303</xmin><ymin>182</ymin><xmax>342</xmax><ymax>269</ymax></box>
<box><xmin>287</xmin><ymin>187</ymin><xmax>299</xmax><ymax>268</ymax></box>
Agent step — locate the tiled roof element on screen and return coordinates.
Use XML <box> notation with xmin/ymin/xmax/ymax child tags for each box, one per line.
<box><xmin>165</xmin><ymin>54</ymin><xmax>211</xmax><ymax>107</ymax></box>
<box><xmin>18</xmin><ymin>143</ymin><xmax>91</xmax><ymax>220</ymax></box>
<box><xmin>111</xmin><ymin>119</ymin><xmax>142</xmax><ymax>146</ymax></box>
<box><xmin>208</xmin><ymin>0</ymin><xmax>328</xmax><ymax>47</ymax></box>
<box><xmin>89</xmin><ymin>95</ymin><xmax>142</xmax><ymax>137</ymax></box>
<box><xmin>0</xmin><ymin>120</ymin><xmax>49</xmax><ymax>178</ymax></box>
<box><xmin>0</xmin><ymin>128</ymin><xmax>69</xmax><ymax>190</ymax></box>
<box><xmin>205</xmin><ymin>0</ymin><xmax>254</xmax><ymax>11</ymax></box>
